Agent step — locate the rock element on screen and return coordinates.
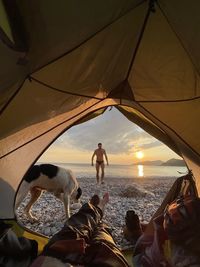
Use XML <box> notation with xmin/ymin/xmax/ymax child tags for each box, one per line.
<box><xmin>51</xmin><ymin>227</ymin><xmax>57</xmax><ymax>235</ymax></box>
<box><xmin>54</xmin><ymin>222</ymin><xmax>64</xmax><ymax>228</ymax></box>
<box><xmin>119</xmin><ymin>186</ymin><xmax>145</xmax><ymax>198</ymax></box>
<box><xmin>43</xmin><ymin>227</ymin><xmax>51</xmax><ymax>236</ymax></box>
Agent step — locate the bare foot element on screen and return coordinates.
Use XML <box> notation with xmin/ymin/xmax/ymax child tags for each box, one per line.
<box><xmin>97</xmin><ymin>192</ymin><xmax>109</xmax><ymax>211</ymax></box>
<box><xmin>90</xmin><ymin>195</ymin><xmax>100</xmax><ymax>206</ymax></box>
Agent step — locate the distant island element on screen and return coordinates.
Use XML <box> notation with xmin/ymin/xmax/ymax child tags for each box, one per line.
<box><xmin>161</xmin><ymin>158</ymin><xmax>186</xmax><ymax>166</ymax></box>
<box><xmin>133</xmin><ymin>158</ymin><xmax>186</xmax><ymax>167</ymax></box>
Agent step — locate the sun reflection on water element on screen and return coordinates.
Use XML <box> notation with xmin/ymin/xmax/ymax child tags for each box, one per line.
<box><xmin>137</xmin><ymin>165</ymin><xmax>144</xmax><ymax>177</ymax></box>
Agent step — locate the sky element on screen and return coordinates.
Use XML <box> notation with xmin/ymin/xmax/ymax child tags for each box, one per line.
<box><xmin>39</xmin><ymin>107</ymin><xmax>181</xmax><ymax>165</ymax></box>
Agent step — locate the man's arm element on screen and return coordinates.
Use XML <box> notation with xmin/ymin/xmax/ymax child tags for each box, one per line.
<box><xmin>91</xmin><ymin>151</ymin><xmax>96</xmax><ymax>166</ymax></box>
<box><xmin>104</xmin><ymin>150</ymin><xmax>109</xmax><ymax>165</ymax></box>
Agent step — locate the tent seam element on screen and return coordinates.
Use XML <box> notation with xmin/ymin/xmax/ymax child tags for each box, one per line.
<box><xmin>30</xmin><ymin>1</ymin><xmax>147</xmax><ymax>75</ymax></box>
<box><xmin>157</xmin><ymin>1</ymin><xmax>200</xmax><ymax>78</ymax></box>
<box><xmin>137</xmin><ymin>102</ymin><xmax>200</xmax><ymax>160</ymax></box>
<box><xmin>137</xmin><ymin>95</ymin><xmax>200</xmax><ymax>103</ymax></box>
<box><xmin>126</xmin><ymin>0</ymin><xmax>155</xmax><ymax>79</ymax></box>
<box><xmin>0</xmin><ymin>1</ymin><xmax>147</xmax><ymax>116</ymax></box>
<box><xmin>0</xmin><ymin>77</ymin><xmax>26</xmax><ymax>115</ymax></box>
<box><xmin>125</xmin><ymin>0</ymin><xmax>156</xmax><ymax>102</ymax></box>
<box><xmin>30</xmin><ymin>76</ymin><xmax>104</xmax><ymax>100</ymax></box>
<box><xmin>0</xmin><ymin>99</ymin><xmax>103</xmax><ymax>159</ymax></box>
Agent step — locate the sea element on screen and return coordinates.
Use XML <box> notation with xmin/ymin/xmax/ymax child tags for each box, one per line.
<box><xmin>48</xmin><ymin>163</ymin><xmax>188</xmax><ymax>179</ymax></box>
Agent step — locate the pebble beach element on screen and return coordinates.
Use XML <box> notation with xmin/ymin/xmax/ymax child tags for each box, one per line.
<box><xmin>16</xmin><ymin>176</ymin><xmax>175</xmax><ymax>249</ymax></box>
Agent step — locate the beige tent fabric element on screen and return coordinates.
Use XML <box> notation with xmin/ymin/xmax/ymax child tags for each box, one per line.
<box><xmin>0</xmin><ymin>1</ymin><xmax>13</xmax><ymax>42</ymax></box>
<box><xmin>32</xmin><ymin>3</ymin><xmax>147</xmax><ymax>97</ymax></box>
<box><xmin>182</xmin><ymin>156</ymin><xmax>200</xmax><ymax>197</ymax></box>
<box><xmin>0</xmin><ymin>3</ymin><xmax>147</xmax><ymax>139</ymax></box>
<box><xmin>0</xmin><ymin>40</ymin><xmax>25</xmax><ymax>109</ymax></box>
<box><xmin>0</xmin><ymin>80</ymin><xmax>91</xmax><ymax>140</ymax></box>
<box><xmin>159</xmin><ymin>0</ymin><xmax>200</xmax><ymax>73</ymax></box>
<box><xmin>129</xmin><ymin>6</ymin><xmax>200</xmax><ymax>101</ymax></box>
<box><xmin>1</xmin><ymin>0</ymin><xmax>200</xmax><ymax>219</ymax></box>
<box><xmin>18</xmin><ymin>0</ymin><xmax>145</xmax><ymax>71</ymax></box>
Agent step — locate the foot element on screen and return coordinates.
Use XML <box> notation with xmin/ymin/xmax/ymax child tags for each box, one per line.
<box><xmin>90</xmin><ymin>193</ymin><xmax>109</xmax><ymax>211</ymax></box>
<box><xmin>97</xmin><ymin>192</ymin><xmax>109</xmax><ymax>211</ymax></box>
<box><xmin>90</xmin><ymin>195</ymin><xmax>100</xmax><ymax>206</ymax></box>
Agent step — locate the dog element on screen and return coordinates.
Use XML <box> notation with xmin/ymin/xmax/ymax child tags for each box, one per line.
<box><xmin>15</xmin><ymin>164</ymin><xmax>82</xmax><ymax>221</ymax></box>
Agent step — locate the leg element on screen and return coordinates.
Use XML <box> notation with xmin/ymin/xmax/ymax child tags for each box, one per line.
<box><xmin>24</xmin><ymin>187</ymin><xmax>42</xmax><ymax>221</ymax></box>
<box><xmin>95</xmin><ymin>163</ymin><xmax>100</xmax><ymax>184</ymax></box>
<box><xmin>85</xmin><ymin>224</ymin><xmax>129</xmax><ymax>267</ymax></box>
<box><xmin>86</xmin><ymin>193</ymin><xmax>129</xmax><ymax>267</ymax></box>
<box><xmin>100</xmin><ymin>162</ymin><xmax>105</xmax><ymax>184</ymax></box>
<box><xmin>44</xmin><ymin>194</ymin><xmax>109</xmax><ymax>251</ymax></box>
<box><xmin>32</xmin><ymin>194</ymin><xmax>128</xmax><ymax>266</ymax></box>
<box><xmin>63</xmin><ymin>192</ymin><xmax>70</xmax><ymax>219</ymax></box>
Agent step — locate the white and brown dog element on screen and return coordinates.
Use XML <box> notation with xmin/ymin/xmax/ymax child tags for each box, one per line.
<box><xmin>15</xmin><ymin>164</ymin><xmax>82</xmax><ymax>221</ymax></box>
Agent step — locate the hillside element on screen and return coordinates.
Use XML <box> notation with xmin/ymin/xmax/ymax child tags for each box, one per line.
<box><xmin>133</xmin><ymin>158</ymin><xmax>185</xmax><ymax>166</ymax></box>
<box><xmin>161</xmin><ymin>158</ymin><xmax>185</xmax><ymax>166</ymax></box>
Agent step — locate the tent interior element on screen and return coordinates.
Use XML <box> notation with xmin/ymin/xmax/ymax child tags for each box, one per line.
<box><xmin>1</xmin><ymin>0</ymin><xmax>200</xmax><ymax>265</ymax></box>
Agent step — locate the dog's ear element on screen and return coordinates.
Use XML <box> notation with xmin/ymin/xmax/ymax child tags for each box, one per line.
<box><xmin>76</xmin><ymin>187</ymin><xmax>82</xmax><ymax>200</ymax></box>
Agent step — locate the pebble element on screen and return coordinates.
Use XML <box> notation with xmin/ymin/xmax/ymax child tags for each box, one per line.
<box><xmin>43</xmin><ymin>227</ymin><xmax>51</xmax><ymax>236</ymax></box>
<box><xmin>16</xmin><ymin>177</ymin><xmax>175</xmax><ymax>249</ymax></box>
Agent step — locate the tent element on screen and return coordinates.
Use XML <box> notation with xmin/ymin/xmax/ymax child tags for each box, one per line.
<box><xmin>1</xmin><ymin>0</ymin><xmax>200</xmax><ymax>256</ymax></box>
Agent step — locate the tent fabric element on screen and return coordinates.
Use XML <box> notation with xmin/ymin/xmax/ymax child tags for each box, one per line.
<box><xmin>0</xmin><ymin>1</ymin><xmax>14</xmax><ymax>45</ymax></box>
<box><xmin>129</xmin><ymin>5</ymin><xmax>200</xmax><ymax>102</ymax></box>
<box><xmin>4</xmin><ymin>220</ymin><xmax>48</xmax><ymax>254</ymax></box>
<box><xmin>0</xmin><ymin>0</ymin><xmax>200</xmax><ymax>220</ymax></box>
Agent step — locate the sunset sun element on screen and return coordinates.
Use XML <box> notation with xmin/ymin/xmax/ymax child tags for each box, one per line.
<box><xmin>136</xmin><ymin>151</ymin><xmax>144</xmax><ymax>159</ymax></box>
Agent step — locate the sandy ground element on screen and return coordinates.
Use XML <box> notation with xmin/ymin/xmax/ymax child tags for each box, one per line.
<box><xmin>16</xmin><ymin>176</ymin><xmax>175</xmax><ymax>249</ymax></box>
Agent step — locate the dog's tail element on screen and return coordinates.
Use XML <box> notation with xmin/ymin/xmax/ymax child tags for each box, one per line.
<box><xmin>76</xmin><ymin>187</ymin><xmax>82</xmax><ymax>200</ymax></box>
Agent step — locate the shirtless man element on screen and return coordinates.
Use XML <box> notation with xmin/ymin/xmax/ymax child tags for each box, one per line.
<box><xmin>91</xmin><ymin>143</ymin><xmax>109</xmax><ymax>184</ymax></box>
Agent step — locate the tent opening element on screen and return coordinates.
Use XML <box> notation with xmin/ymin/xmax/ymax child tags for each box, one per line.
<box><xmin>14</xmin><ymin>106</ymin><xmax>187</xmax><ymax>250</ymax></box>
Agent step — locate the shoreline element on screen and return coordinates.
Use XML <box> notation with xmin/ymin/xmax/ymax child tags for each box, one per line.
<box><xmin>16</xmin><ymin>176</ymin><xmax>176</xmax><ymax>249</ymax></box>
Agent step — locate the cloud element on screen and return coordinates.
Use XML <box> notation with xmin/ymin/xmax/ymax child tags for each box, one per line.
<box><xmin>139</xmin><ymin>140</ymin><xmax>162</xmax><ymax>150</ymax></box>
<box><xmin>52</xmin><ymin>107</ymin><xmax>163</xmax><ymax>155</ymax></box>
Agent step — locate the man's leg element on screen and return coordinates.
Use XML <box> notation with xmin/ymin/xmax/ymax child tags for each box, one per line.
<box><xmin>42</xmin><ymin>194</ymin><xmax>109</xmax><ymax>252</ymax></box>
<box><xmin>85</xmin><ymin>222</ymin><xmax>129</xmax><ymax>267</ymax></box>
<box><xmin>100</xmin><ymin>162</ymin><xmax>105</xmax><ymax>184</ymax></box>
<box><xmin>83</xmin><ymin>194</ymin><xmax>129</xmax><ymax>267</ymax></box>
<box><xmin>30</xmin><ymin>194</ymin><xmax>110</xmax><ymax>266</ymax></box>
<box><xmin>96</xmin><ymin>163</ymin><xmax>100</xmax><ymax>184</ymax></box>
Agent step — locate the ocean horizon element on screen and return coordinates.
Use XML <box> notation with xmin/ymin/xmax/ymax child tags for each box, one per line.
<box><xmin>38</xmin><ymin>162</ymin><xmax>188</xmax><ymax>179</ymax></box>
